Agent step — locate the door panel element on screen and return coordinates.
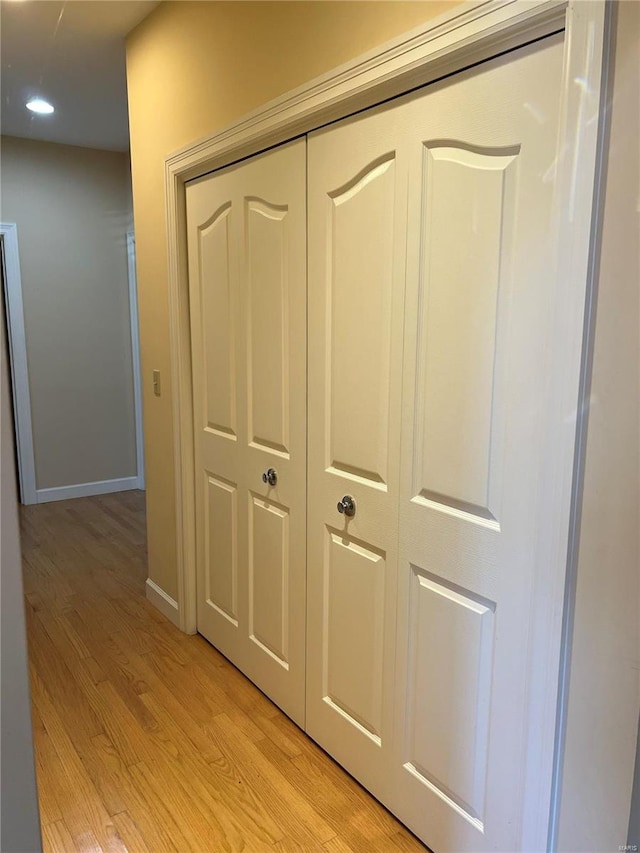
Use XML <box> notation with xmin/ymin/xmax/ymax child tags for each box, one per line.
<box><xmin>187</xmin><ymin>139</ymin><xmax>307</xmax><ymax>725</ymax></box>
<box><xmin>189</xmin><ymin>169</ymin><xmax>243</xmax><ymax>665</ymax></box>
<box><xmin>249</xmin><ymin>495</ymin><xmax>289</xmax><ymax>665</ymax></box>
<box><xmin>308</xmin><ymin>32</ymin><xmax>564</xmax><ymax>852</ymax></box>
<box><xmin>246</xmin><ymin>199</ymin><xmax>290</xmax><ymax>455</ymax></box>
<box><xmin>307</xmin><ymin>117</ymin><xmax>408</xmax><ymax>799</ymax></box>
<box><xmin>395</xmin><ymin>34</ymin><xmax>564</xmax><ymax>852</ymax></box>
<box><xmin>328</xmin><ymin>156</ymin><xmax>396</xmax><ymax>487</ymax></box>
<box><xmin>204</xmin><ymin>473</ymin><xmax>238</xmax><ymax>625</ymax></box>
<box><xmin>199</xmin><ymin>204</ymin><xmax>237</xmax><ymax>440</ymax></box>
<box><xmin>413</xmin><ymin>145</ymin><xmax>517</xmax><ymax>521</ymax></box>
<box><xmin>404</xmin><ymin>567</ymin><xmax>495</xmax><ymax>827</ymax></box>
<box><xmin>324</xmin><ymin>530</ymin><xmax>386</xmax><ymax>743</ymax></box>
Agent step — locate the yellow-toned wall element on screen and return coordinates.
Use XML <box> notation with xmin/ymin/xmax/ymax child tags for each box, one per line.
<box><xmin>126</xmin><ymin>1</ymin><xmax>458</xmax><ymax>599</ymax></box>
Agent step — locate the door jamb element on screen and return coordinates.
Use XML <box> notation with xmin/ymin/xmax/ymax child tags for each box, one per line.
<box><xmin>163</xmin><ymin>2</ymin><xmax>611</xmax><ymax>848</ymax></box>
<box><xmin>0</xmin><ymin>223</ymin><xmax>37</xmax><ymax>505</ymax></box>
<box><xmin>126</xmin><ymin>230</ymin><xmax>146</xmax><ymax>491</ymax></box>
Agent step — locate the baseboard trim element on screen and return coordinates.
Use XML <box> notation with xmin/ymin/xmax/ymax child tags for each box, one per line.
<box><xmin>36</xmin><ymin>476</ymin><xmax>139</xmax><ymax>504</ymax></box>
<box><xmin>145</xmin><ymin>578</ymin><xmax>180</xmax><ymax>628</ymax></box>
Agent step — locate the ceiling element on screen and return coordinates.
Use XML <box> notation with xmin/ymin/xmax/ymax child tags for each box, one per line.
<box><xmin>0</xmin><ymin>0</ymin><xmax>159</xmax><ymax>152</ymax></box>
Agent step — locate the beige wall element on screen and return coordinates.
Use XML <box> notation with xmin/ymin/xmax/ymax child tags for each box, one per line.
<box><xmin>126</xmin><ymin>0</ymin><xmax>456</xmax><ymax>599</ymax></box>
<box><xmin>1</xmin><ymin>136</ymin><xmax>137</xmax><ymax>492</ymax></box>
<box><xmin>557</xmin><ymin>2</ymin><xmax>640</xmax><ymax>848</ymax></box>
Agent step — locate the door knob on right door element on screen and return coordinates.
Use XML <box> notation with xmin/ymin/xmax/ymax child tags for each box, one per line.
<box><xmin>262</xmin><ymin>468</ymin><xmax>278</xmax><ymax>487</ymax></box>
<box><xmin>336</xmin><ymin>495</ymin><xmax>356</xmax><ymax>518</ymax></box>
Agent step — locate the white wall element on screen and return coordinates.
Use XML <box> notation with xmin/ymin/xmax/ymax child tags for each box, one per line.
<box><xmin>556</xmin><ymin>2</ymin><xmax>640</xmax><ymax>849</ymax></box>
<box><xmin>0</xmin><ymin>286</ymin><xmax>41</xmax><ymax>851</ymax></box>
<box><xmin>0</xmin><ymin>136</ymin><xmax>137</xmax><ymax>497</ymax></box>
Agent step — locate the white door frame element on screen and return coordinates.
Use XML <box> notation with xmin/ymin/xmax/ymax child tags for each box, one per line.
<box><xmin>126</xmin><ymin>230</ymin><xmax>145</xmax><ymax>490</ymax></box>
<box><xmin>1</xmin><ymin>222</ymin><xmax>37</xmax><ymax>505</ymax></box>
<box><xmin>1</xmin><ymin>223</ymin><xmax>146</xmax><ymax>503</ymax></box>
<box><xmin>163</xmin><ymin>2</ymin><xmax>611</xmax><ymax>849</ymax></box>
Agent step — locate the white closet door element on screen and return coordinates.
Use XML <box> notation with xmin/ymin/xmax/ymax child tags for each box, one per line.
<box><xmin>308</xmin><ymin>32</ymin><xmax>565</xmax><ymax>850</ymax></box>
<box><xmin>186</xmin><ymin>139</ymin><xmax>307</xmax><ymax>725</ymax></box>
<box><xmin>393</xmin><ymin>35</ymin><xmax>564</xmax><ymax>852</ymax></box>
<box><xmin>306</xmin><ymin>111</ymin><xmax>409</xmax><ymax>797</ymax></box>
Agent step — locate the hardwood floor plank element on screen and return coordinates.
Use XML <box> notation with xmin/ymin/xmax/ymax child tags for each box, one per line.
<box><xmin>110</xmin><ymin>811</ymin><xmax>151</xmax><ymax>853</ymax></box>
<box><xmin>92</xmin><ymin>680</ymin><xmax>159</xmax><ymax>767</ymax></box>
<box><xmin>121</xmin><ymin>649</ymin><xmax>225</xmax><ymax>765</ymax></box>
<box><xmin>275</xmin><ymin>838</ymin><xmax>326</xmax><ymax>853</ymax></box>
<box><xmin>250</xmin><ymin>709</ymin><xmax>305</xmax><ymax>759</ymax></box>
<box><xmin>41</xmin><ymin>819</ymin><xmax>80</xmax><ymax>853</ymax></box>
<box><xmin>29</xmin><ymin>669</ymin><xmax>118</xmax><ymax>851</ymax></box>
<box><xmin>66</xmin><ymin>608</ymin><xmax>156</xmax><ymax>725</ymax></box>
<box><xmin>45</xmin><ymin>608</ymin><xmax>93</xmax><ymax>661</ymax></box>
<box><xmin>22</xmin><ymin>492</ymin><xmax>427</xmax><ymax>853</ymax></box>
<box><xmin>258</xmin><ymin>737</ymin><xmax>402</xmax><ymax>853</ymax></box>
<box><xmin>30</xmin><ymin>704</ymin><xmax>64</xmax><ymax>829</ymax></box>
<box><xmin>267</xmin><ymin>714</ymin><xmax>405</xmax><ymax>841</ymax></box>
<box><xmin>29</xmin><ymin>651</ymin><xmax>128</xmax><ymax>819</ymax></box>
<box><xmin>178</xmin><ymin>646</ymin><xmax>272</xmax><ymax>743</ymax></box>
<box><xmin>109</xmin><ymin>591</ymin><xmax>169</xmax><ymax>631</ymax></box>
<box><xmin>127</xmin><ymin>759</ymin><xmax>237</xmax><ymax>853</ymax></box>
<box><xmin>389</xmin><ymin>831</ymin><xmax>435</xmax><ymax>851</ymax></box>
<box><xmin>142</xmin><ymin>651</ymin><xmax>229</xmax><ymax>724</ymax></box>
<box><xmin>23</xmin><ymin>550</ymin><xmax>76</xmax><ymax>612</ymax></box>
<box><xmin>139</xmin><ymin>692</ymin><xmax>286</xmax><ymax>848</ymax></box>
<box><xmin>80</xmin><ymin>744</ymin><xmax>129</xmax><ymax>818</ymax></box>
<box><xmin>89</xmin><ymin>742</ymin><xmax>191</xmax><ymax>852</ymax></box>
<box><xmin>210</xmin><ymin>712</ymin><xmax>337</xmax><ymax>846</ymax></box>
<box><xmin>322</xmin><ymin>837</ymin><xmax>358</xmax><ymax>853</ymax></box>
<box><xmin>27</xmin><ymin>607</ymin><xmax>104</xmax><ymax>742</ymax></box>
<box><xmin>81</xmin><ymin>655</ymin><xmax>109</xmax><ymax>686</ymax></box>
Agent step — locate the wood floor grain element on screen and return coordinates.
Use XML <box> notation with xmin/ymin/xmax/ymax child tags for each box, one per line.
<box><xmin>21</xmin><ymin>491</ymin><xmax>427</xmax><ymax>853</ymax></box>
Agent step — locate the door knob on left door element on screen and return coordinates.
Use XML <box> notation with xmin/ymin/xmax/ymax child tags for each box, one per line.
<box><xmin>262</xmin><ymin>468</ymin><xmax>278</xmax><ymax>487</ymax></box>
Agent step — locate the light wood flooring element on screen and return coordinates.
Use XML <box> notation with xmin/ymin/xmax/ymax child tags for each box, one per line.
<box><xmin>21</xmin><ymin>491</ymin><xmax>427</xmax><ymax>853</ymax></box>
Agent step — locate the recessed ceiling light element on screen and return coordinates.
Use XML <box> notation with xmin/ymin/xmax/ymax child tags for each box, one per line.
<box><xmin>26</xmin><ymin>98</ymin><xmax>54</xmax><ymax>115</ymax></box>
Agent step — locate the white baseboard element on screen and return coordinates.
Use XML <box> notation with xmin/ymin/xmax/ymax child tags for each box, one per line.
<box><xmin>36</xmin><ymin>476</ymin><xmax>139</xmax><ymax>504</ymax></box>
<box><xmin>145</xmin><ymin>578</ymin><xmax>180</xmax><ymax>628</ymax></box>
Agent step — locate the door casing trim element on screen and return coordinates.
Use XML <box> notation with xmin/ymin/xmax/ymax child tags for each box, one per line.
<box><xmin>126</xmin><ymin>231</ymin><xmax>146</xmax><ymax>491</ymax></box>
<box><xmin>163</xmin><ymin>2</ymin><xmax>611</xmax><ymax>848</ymax></box>
<box><xmin>1</xmin><ymin>222</ymin><xmax>37</xmax><ymax>505</ymax></box>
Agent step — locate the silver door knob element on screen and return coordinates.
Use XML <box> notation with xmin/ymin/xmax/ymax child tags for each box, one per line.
<box><xmin>262</xmin><ymin>468</ymin><xmax>277</xmax><ymax>487</ymax></box>
<box><xmin>337</xmin><ymin>495</ymin><xmax>356</xmax><ymax>518</ymax></box>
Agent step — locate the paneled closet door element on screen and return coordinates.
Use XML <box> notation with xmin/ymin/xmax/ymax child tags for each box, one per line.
<box><xmin>306</xmin><ymin>111</ymin><xmax>409</xmax><ymax>797</ymax></box>
<box><xmin>393</xmin><ymin>35</ymin><xmax>565</xmax><ymax>852</ymax></box>
<box><xmin>307</xmin><ymin>32</ymin><xmax>566</xmax><ymax>852</ymax></box>
<box><xmin>186</xmin><ymin>139</ymin><xmax>307</xmax><ymax>726</ymax></box>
